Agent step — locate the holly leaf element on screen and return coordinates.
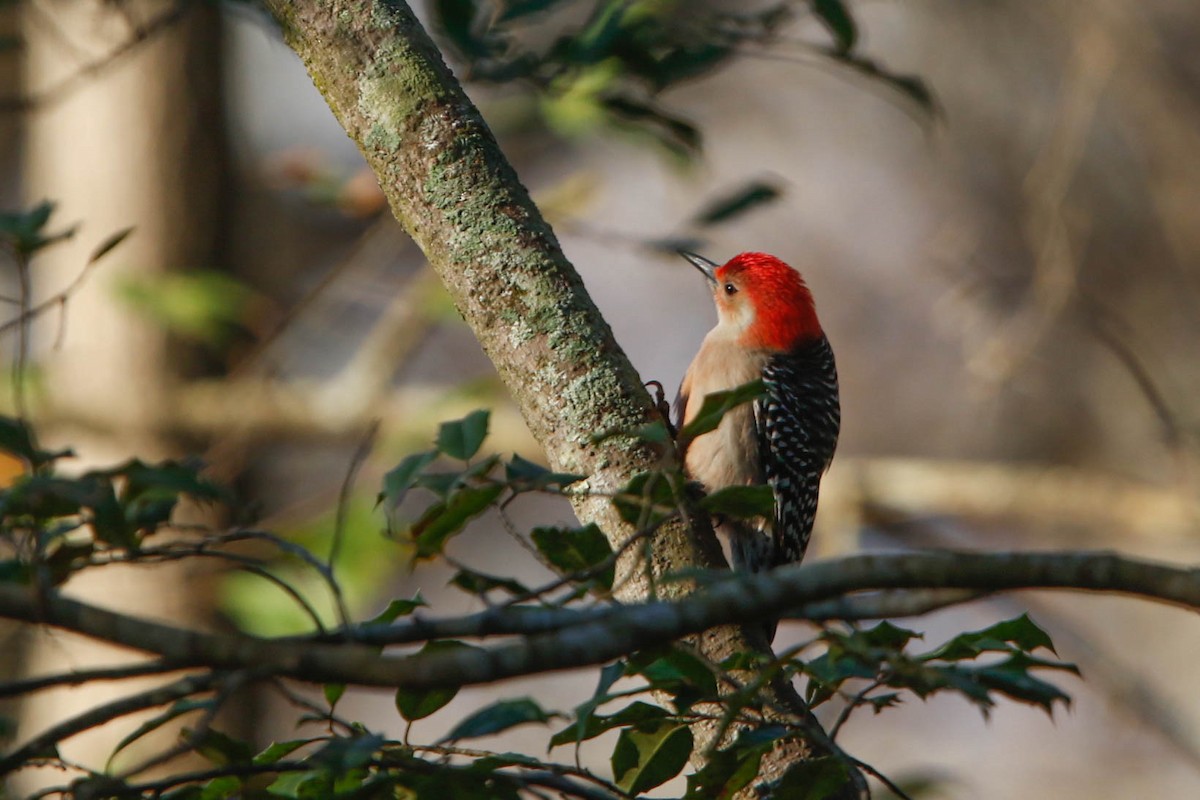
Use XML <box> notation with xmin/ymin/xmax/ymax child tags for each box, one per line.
<box><xmin>436</xmin><ymin>410</ymin><xmax>490</xmax><ymax>460</ymax></box>
<box><xmin>612</xmin><ymin>722</ymin><xmax>693</xmax><ymax>795</ymax></box>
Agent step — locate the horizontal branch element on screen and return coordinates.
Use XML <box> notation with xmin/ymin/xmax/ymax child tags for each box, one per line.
<box><xmin>1</xmin><ymin>551</ymin><xmax>1196</xmax><ymax>692</ymax></box>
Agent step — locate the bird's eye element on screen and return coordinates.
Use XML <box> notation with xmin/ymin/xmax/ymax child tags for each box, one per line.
<box><xmin>724</xmin><ymin>283</ymin><xmax>738</xmax><ymax>295</ymax></box>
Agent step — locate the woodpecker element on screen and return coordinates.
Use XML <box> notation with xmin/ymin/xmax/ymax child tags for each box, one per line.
<box><xmin>675</xmin><ymin>251</ymin><xmax>840</xmax><ymax>580</ymax></box>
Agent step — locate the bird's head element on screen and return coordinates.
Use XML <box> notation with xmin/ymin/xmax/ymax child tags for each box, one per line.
<box><xmin>680</xmin><ymin>251</ymin><xmax>823</xmax><ymax>351</ymax></box>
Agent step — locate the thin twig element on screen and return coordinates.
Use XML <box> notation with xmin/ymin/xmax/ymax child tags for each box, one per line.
<box><xmin>0</xmin><ymin>659</ymin><xmax>184</xmax><ymax>699</ymax></box>
<box><xmin>329</xmin><ymin>420</ymin><xmax>378</xmax><ymax>628</ymax></box>
<box><xmin>0</xmin><ymin>1</ymin><xmax>192</xmax><ymax>114</ymax></box>
<box><xmin>0</xmin><ymin>673</ymin><xmax>217</xmax><ymax>777</ymax></box>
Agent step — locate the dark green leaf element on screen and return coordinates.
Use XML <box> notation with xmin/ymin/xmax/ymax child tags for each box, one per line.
<box><xmin>0</xmin><ymin>201</ymin><xmax>77</xmax><ymax>256</ymax></box>
<box><xmin>612</xmin><ymin>722</ymin><xmax>693</xmax><ymax>795</ymax></box>
<box><xmin>812</xmin><ymin>0</ymin><xmax>857</xmax><ymax>52</ymax></box>
<box><xmin>186</xmin><ymin>727</ymin><xmax>255</xmax><ymax>766</ymax></box>
<box><xmin>504</xmin><ymin>453</ymin><xmax>583</xmax><ymax>490</ymax></box>
<box><xmin>441</xmin><ymin>697</ymin><xmax>558</xmax><ymax>741</ymax></box>
<box><xmin>686</xmin><ymin>727</ymin><xmax>789</xmax><ymax>799</ymax></box>
<box><xmin>107</xmin><ymin>698</ymin><xmax>215</xmax><ymax>769</ymax></box>
<box><xmin>432</xmin><ymin>0</ymin><xmax>500</xmax><ymax>60</ymax></box>
<box><xmin>0</xmin><ymin>416</ymin><xmax>37</xmax><ymax>464</ymax></box>
<box><xmin>627</xmin><ymin>649</ymin><xmax>718</xmax><ymax>709</ymax></box>
<box><xmin>700</xmin><ymin>485</ymin><xmax>775</xmax><ymax>520</ymax></box>
<box><xmin>602</xmin><ymin>94</ymin><xmax>702</xmax><ymax>158</ymax></box>
<box><xmin>551</xmin><ymin>701</ymin><xmax>670</xmax><ymax>747</ymax></box>
<box><xmin>0</xmin><ymin>416</ymin><xmax>69</xmax><ymax>469</ymax></box>
<box><xmin>410</xmin><ymin>482</ymin><xmax>504</xmax><ymax>559</ymax></box>
<box><xmin>921</xmin><ymin>614</ymin><xmax>1057</xmax><ymax>662</ymax></box>
<box><xmin>436</xmin><ymin>410</ymin><xmax>490</xmax><ymax>460</ymax></box>
<box><xmin>690</xmin><ymin>180</ymin><xmax>783</xmax><ymax>227</ymax></box>
<box><xmin>553</xmin><ymin>660</ymin><xmax>628</xmax><ymax>748</ymax></box>
<box><xmin>311</xmin><ymin>733</ymin><xmax>384</xmax><ymax>772</ymax></box>
<box><xmin>381</xmin><ymin>451</ymin><xmax>438</xmax><ymax>505</ymax></box>
<box><xmin>530</xmin><ymin>523</ymin><xmax>613</xmax><ymax>585</ymax></box>
<box><xmin>678</xmin><ymin>380</ymin><xmax>765</xmax><ymax>440</ymax></box>
<box><xmin>323</xmin><ymin>683</ymin><xmax>345</xmax><ymax>708</ymax></box>
<box><xmin>88</xmin><ymin>227</ymin><xmax>134</xmax><ymax>264</ymax></box>
<box><xmin>829</xmin><ymin>51</ymin><xmax>939</xmax><ymax>118</ymax></box>
<box><xmin>450</xmin><ymin>567</ymin><xmax>530</xmax><ymax>596</ymax></box>
<box><xmin>396</xmin><ymin>641</ymin><xmax>477</xmax><ymax>721</ymax></box>
<box><xmin>368</xmin><ymin>593</ymin><xmax>427</xmax><ymax>624</ymax></box>
<box><xmin>612</xmin><ymin>471</ymin><xmax>678</xmax><ymax>527</ymax></box>
<box><xmin>252</xmin><ymin>739</ymin><xmax>309</xmax><ymax>765</ymax></box>
<box><xmin>857</xmin><ymin>620</ymin><xmax>922</xmax><ymax>650</ymax></box>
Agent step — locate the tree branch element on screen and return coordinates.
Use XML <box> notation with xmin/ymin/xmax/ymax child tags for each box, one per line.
<box><xmin>2</xmin><ymin>551</ymin><xmax>1195</xmax><ymax>692</ymax></box>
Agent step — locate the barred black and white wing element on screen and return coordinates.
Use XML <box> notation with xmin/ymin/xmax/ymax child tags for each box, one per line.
<box><xmin>758</xmin><ymin>335</ymin><xmax>840</xmax><ymax>569</ymax></box>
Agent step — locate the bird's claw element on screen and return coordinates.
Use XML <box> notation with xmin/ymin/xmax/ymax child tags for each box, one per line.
<box><xmin>645</xmin><ymin>380</ymin><xmax>677</xmax><ymax>438</ymax></box>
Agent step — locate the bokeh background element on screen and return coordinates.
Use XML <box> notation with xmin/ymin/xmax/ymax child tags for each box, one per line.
<box><xmin>2</xmin><ymin>0</ymin><xmax>1199</xmax><ymax>796</ymax></box>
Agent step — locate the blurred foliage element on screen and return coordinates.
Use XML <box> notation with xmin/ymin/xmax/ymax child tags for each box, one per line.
<box><xmin>116</xmin><ymin>269</ymin><xmax>259</xmax><ymax>351</ymax></box>
<box><xmin>428</xmin><ymin>0</ymin><xmax>934</xmax><ymax>157</ymax></box>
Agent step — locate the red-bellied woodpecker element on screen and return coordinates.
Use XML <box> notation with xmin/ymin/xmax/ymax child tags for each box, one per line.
<box><xmin>675</xmin><ymin>251</ymin><xmax>840</xmax><ymax>583</ymax></box>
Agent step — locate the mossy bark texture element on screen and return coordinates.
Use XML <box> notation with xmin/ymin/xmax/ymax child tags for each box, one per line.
<box><xmin>263</xmin><ymin>0</ymin><xmax>717</xmax><ymax>591</ymax></box>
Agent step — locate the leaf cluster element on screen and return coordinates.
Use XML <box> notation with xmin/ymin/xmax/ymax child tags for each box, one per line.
<box><xmin>429</xmin><ymin>0</ymin><xmax>933</xmax><ymax>158</ymax></box>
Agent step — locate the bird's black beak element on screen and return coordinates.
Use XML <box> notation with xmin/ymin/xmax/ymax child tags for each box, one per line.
<box><xmin>678</xmin><ymin>251</ymin><xmax>719</xmax><ymax>285</ymax></box>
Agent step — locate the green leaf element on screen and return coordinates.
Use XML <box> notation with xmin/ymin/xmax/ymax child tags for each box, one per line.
<box><xmin>396</xmin><ymin>640</ymin><xmax>478</xmax><ymax>721</ymax></box>
<box><xmin>0</xmin><ymin>416</ymin><xmax>70</xmax><ymax>468</ymax></box>
<box><xmin>368</xmin><ymin>593</ymin><xmax>427</xmax><ymax>624</ymax></box>
<box><xmin>678</xmin><ymin>380</ymin><xmax>765</xmax><ymax>440</ymax></box>
<box><xmin>323</xmin><ymin>683</ymin><xmax>345</xmax><ymax>708</ymax></box>
<box><xmin>0</xmin><ymin>416</ymin><xmax>38</xmax><ymax>465</ymax></box>
<box><xmin>530</xmin><ymin>523</ymin><xmax>613</xmax><ymax>586</ymax></box>
<box><xmin>631</xmin><ymin>649</ymin><xmax>718</xmax><ymax>695</ymax></box>
<box><xmin>551</xmin><ymin>701</ymin><xmax>670</xmax><ymax>747</ymax></box>
<box><xmin>311</xmin><ymin>733</ymin><xmax>384</xmax><ymax>772</ymax></box>
<box><xmin>690</xmin><ymin>180</ymin><xmax>783</xmax><ymax>227</ymax></box>
<box><xmin>441</xmin><ymin>697</ymin><xmax>558</xmax><ymax>741</ymax></box>
<box><xmin>381</xmin><ymin>451</ymin><xmax>438</xmax><ymax>505</ymax></box>
<box><xmin>436</xmin><ymin>410</ymin><xmax>490</xmax><ymax>460</ymax></box>
<box><xmin>503</xmin><ymin>453</ymin><xmax>583</xmax><ymax>490</ymax></box>
<box><xmin>612</xmin><ymin>470</ymin><xmax>678</xmax><ymax>527</ymax></box>
<box><xmin>921</xmin><ymin>614</ymin><xmax>1057</xmax><ymax>662</ymax></box>
<box><xmin>773</xmin><ymin>756</ymin><xmax>851</xmax><ymax>799</ymax></box>
<box><xmin>410</xmin><ymin>482</ymin><xmax>505</xmax><ymax>559</ymax></box>
<box><xmin>0</xmin><ymin>201</ymin><xmax>76</xmax><ymax>256</ymax></box>
<box><xmin>829</xmin><ymin>51</ymin><xmax>939</xmax><ymax>118</ymax></box>
<box><xmin>602</xmin><ymin>94</ymin><xmax>702</xmax><ymax>159</ymax></box>
<box><xmin>554</xmin><ymin>660</ymin><xmax>627</xmax><ymax>748</ymax></box>
<box><xmin>686</xmin><ymin>727</ymin><xmax>790</xmax><ymax>799</ymax></box>
<box><xmin>107</xmin><ymin>698</ymin><xmax>215</xmax><ymax>770</ymax></box>
<box><xmin>433</xmin><ymin>0</ymin><xmax>502</xmax><ymax>60</ymax></box>
<box><xmin>252</xmin><ymin>739</ymin><xmax>309</xmax><ymax>765</ymax></box>
<box><xmin>450</xmin><ymin>567</ymin><xmax>530</xmax><ymax>596</ymax></box>
<box><xmin>700</xmin><ymin>485</ymin><xmax>775</xmax><ymax>520</ymax></box>
<box><xmin>186</xmin><ymin>727</ymin><xmax>255</xmax><ymax>766</ymax></box>
<box><xmin>612</xmin><ymin>722</ymin><xmax>693</xmax><ymax>795</ymax></box>
<box><xmin>88</xmin><ymin>227</ymin><xmax>134</xmax><ymax>264</ymax></box>
<box><xmin>811</xmin><ymin>0</ymin><xmax>857</xmax><ymax>52</ymax></box>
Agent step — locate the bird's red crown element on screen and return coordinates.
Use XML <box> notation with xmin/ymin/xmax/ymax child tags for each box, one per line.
<box><xmin>716</xmin><ymin>252</ymin><xmax>823</xmax><ymax>351</ymax></box>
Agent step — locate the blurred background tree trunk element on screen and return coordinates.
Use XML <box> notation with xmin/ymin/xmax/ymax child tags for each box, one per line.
<box><xmin>12</xmin><ymin>0</ymin><xmax>226</xmax><ymax>790</ymax></box>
